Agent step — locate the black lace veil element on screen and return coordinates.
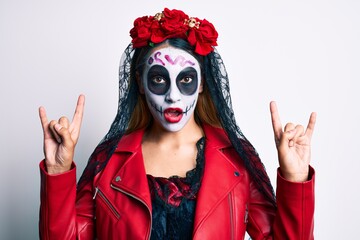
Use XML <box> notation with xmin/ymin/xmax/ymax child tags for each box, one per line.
<box><xmin>77</xmin><ymin>42</ymin><xmax>276</xmax><ymax>207</ymax></box>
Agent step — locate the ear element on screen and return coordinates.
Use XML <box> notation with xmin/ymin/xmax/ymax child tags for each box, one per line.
<box><xmin>136</xmin><ymin>72</ymin><xmax>145</xmax><ymax>94</ymax></box>
<box><xmin>199</xmin><ymin>77</ymin><xmax>204</xmax><ymax>93</ymax></box>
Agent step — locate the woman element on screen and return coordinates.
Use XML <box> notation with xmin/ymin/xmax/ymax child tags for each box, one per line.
<box><xmin>39</xmin><ymin>8</ymin><xmax>316</xmax><ymax>239</ymax></box>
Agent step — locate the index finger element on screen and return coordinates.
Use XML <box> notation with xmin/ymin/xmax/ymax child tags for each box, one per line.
<box><xmin>270</xmin><ymin>101</ymin><xmax>283</xmax><ymax>140</ymax></box>
<box><xmin>38</xmin><ymin>106</ymin><xmax>51</xmax><ymax>138</ymax></box>
<box><xmin>305</xmin><ymin>112</ymin><xmax>317</xmax><ymax>140</ymax></box>
<box><xmin>70</xmin><ymin>94</ymin><xmax>85</xmax><ymax>130</ymax></box>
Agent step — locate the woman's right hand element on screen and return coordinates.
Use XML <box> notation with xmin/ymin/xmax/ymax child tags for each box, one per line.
<box><xmin>39</xmin><ymin>95</ymin><xmax>85</xmax><ymax>175</ymax></box>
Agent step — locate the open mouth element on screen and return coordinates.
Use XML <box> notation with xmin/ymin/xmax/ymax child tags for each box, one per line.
<box><xmin>164</xmin><ymin>108</ymin><xmax>183</xmax><ymax>123</ymax></box>
<box><xmin>149</xmin><ymin>100</ymin><xmax>196</xmax><ymax>124</ymax></box>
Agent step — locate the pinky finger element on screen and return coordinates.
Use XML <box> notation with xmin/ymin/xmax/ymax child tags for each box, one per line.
<box><xmin>305</xmin><ymin>112</ymin><xmax>317</xmax><ymax>139</ymax></box>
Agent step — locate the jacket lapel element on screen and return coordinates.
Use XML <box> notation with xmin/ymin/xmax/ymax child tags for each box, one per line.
<box><xmin>193</xmin><ymin>124</ymin><xmax>243</xmax><ymax>234</ymax></box>
<box><xmin>110</xmin><ymin>129</ymin><xmax>152</xmax><ymax>211</ymax></box>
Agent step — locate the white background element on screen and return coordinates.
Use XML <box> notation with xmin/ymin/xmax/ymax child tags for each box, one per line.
<box><xmin>1</xmin><ymin>0</ymin><xmax>359</xmax><ymax>239</ymax></box>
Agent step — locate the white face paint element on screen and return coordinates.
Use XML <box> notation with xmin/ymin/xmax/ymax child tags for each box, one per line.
<box><xmin>141</xmin><ymin>46</ymin><xmax>202</xmax><ymax>132</ymax></box>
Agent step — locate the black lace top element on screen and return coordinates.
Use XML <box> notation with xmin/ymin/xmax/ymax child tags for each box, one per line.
<box><xmin>147</xmin><ymin>137</ymin><xmax>205</xmax><ymax>240</ymax></box>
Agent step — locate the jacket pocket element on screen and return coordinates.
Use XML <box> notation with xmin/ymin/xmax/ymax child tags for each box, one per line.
<box><xmin>93</xmin><ymin>187</ymin><xmax>121</xmax><ymax>220</ymax></box>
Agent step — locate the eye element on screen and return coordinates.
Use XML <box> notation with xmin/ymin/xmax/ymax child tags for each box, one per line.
<box><xmin>180</xmin><ymin>76</ymin><xmax>193</xmax><ymax>84</ymax></box>
<box><xmin>151</xmin><ymin>76</ymin><xmax>166</xmax><ymax>84</ymax></box>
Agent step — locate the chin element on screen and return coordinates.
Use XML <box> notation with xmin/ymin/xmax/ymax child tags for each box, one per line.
<box><xmin>157</xmin><ymin>118</ymin><xmax>189</xmax><ymax>132</ymax></box>
<box><xmin>162</xmin><ymin>123</ymin><xmax>185</xmax><ymax>132</ymax></box>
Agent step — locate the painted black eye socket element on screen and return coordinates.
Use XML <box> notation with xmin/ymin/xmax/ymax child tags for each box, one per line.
<box><xmin>146</xmin><ymin>66</ymin><xmax>199</xmax><ymax>96</ymax></box>
<box><xmin>147</xmin><ymin>65</ymin><xmax>170</xmax><ymax>95</ymax></box>
<box><xmin>176</xmin><ymin>67</ymin><xmax>198</xmax><ymax>96</ymax></box>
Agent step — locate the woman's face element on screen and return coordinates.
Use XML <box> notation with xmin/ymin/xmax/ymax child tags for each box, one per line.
<box><xmin>140</xmin><ymin>46</ymin><xmax>202</xmax><ymax>132</ymax></box>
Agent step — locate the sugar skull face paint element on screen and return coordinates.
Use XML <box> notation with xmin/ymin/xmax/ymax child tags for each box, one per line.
<box><xmin>141</xmin><ymin>47</ymin><xmax>202</xmax><ymax>132</ymax></box>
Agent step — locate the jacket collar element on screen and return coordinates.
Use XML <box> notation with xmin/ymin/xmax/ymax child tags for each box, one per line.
<box><xmin>114</xmin><ymin>129</ymin><xmax>144</xmax><ymax>153</ymax></box>
<box><xmin>202</xmin><ymin>123</ymin><xmax>232</xmax><ymax>149</ymax></box>
<box><xmin>110</xmin><ymin>124</ymin><xmax>242</xmax><ymax>228</ymax></box>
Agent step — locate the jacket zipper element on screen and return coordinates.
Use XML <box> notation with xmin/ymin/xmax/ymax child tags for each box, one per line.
<box><xmin>93</xmin><ymin>187</ymin><xmax>120</xmax><ymax>219</ymax></box>
<box><xmin>228</xmin><ymin>193</ymin><xmax>235</xmax><ymax>240</ymax></box>
<box><xmin>110</xmin><ymin>184</ymin><xmax>152</xmax><ymax>240</ymax></box>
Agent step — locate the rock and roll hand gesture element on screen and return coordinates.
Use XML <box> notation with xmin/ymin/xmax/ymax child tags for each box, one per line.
<box><xmin>38</xmin><ymin>97</ymin><xmax>315</xmax><ymax>180</ymax></box>
<box><xmin>39</xmin><ymin>95</ymin><xmax>85</xmax><ymax>175</ymax></box>
<box><xmin>270</xmin><ymin>101</ymin><xmax>317</xmax><ymax>182</ymax></box>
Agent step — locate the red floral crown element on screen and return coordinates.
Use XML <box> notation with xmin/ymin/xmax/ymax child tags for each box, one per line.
<box><xmin>129</xmin><ymin>8</ymin><xmax>218</xmax><ymax>56</ymax></box>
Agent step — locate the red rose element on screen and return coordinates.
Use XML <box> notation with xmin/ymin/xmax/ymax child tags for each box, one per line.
<box><xmin>187</xmin><ymin>19</ymin><xmax>218</xmax><ymax>55</ymax></box>
<box><xmin>130</xmin><ymin>16</ymin><xmax>157</xmax><ymax>48</ymax></box>
<box><xmin>151</xmin><ymin>8</ymin><xmax>189</xmax><ymax>44</ymax></box>
<box><xmin>161</xmin><ymin>8</ymin><xmax>189</xmax><ymax>33</ymax></box>
<box><xmin>129</xmin><ymin>8</ymin><xmax>218</xmax><ymax>56</ymax></box>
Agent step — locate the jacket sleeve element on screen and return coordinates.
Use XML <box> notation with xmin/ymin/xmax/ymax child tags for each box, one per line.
<box><xmin>247</xmin><ymin>166</ymin><xmax>315</xmax><ymax>240</ymax></box>
<box><xmin>39</xmin><ymin>160</ymin><xmax>95</xmax><ymax>240</ymax></box>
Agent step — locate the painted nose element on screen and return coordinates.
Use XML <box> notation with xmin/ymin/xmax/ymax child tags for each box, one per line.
<box><xmin>165</xmin><ymin>84</ymin><xmax>181</xmax><ymax>103</ymax></box>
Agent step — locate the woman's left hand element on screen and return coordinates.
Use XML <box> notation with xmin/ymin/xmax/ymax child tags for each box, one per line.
<box><xmin>270</xmin><ymin>101</ymin><xmax>317</xmax><ymax>182</ymax></box>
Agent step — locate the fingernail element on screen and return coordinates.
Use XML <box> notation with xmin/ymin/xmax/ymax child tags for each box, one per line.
<box><xmin>54</xmin><ymin>123</ymin><xmax>63</xmax><ymax>131</ymax></box>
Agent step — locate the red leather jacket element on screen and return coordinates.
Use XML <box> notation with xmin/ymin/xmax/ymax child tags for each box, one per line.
<box><xmin>39</xmin><ymin>124</ymin><xmax>315</xmax><ymax>240</ymax></box>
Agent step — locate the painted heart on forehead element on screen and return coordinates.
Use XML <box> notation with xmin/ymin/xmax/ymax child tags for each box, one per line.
<box><xmin>141</xmin><ymin>46</ymin><xmax>202</xmax><ymax>132</ymax></box>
